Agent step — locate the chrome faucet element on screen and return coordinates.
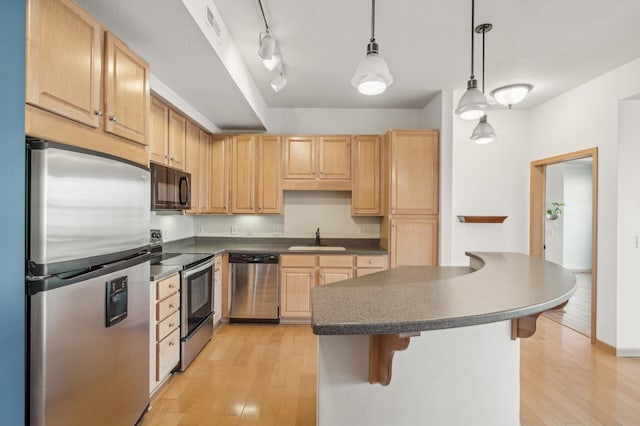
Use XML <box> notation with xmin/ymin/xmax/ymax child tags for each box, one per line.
<box><xmin>315</xmin><ymin>228</ymin><xmax>321</xmax><ymax>246</ymax></box>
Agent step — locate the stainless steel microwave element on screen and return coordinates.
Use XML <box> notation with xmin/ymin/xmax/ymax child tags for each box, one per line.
<box><xmin>150</xmin><ymin>162</ymin><xmax>191</xmax><ymax>211</ymax></box>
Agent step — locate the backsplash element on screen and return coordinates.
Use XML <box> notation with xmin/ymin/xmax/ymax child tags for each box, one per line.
<box><xmin>195</xmin><ymin>191</ymin><xmax>381</xmax><ymax>238</ymax></box>
<box><xmin>150</xmin><ymin>212</ymin><xmax>194</xmax><ymax>242</ymax></box>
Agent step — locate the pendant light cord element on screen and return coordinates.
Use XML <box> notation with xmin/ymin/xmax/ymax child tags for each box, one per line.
<box><xmin>370</xmin><ymin>0</ymin><xmax>376</xmax><ymax>42</ymax></box>
<box><xmin>258</xmin><ymin>0</ymin><xmax>270</xmax><ymax>31</ymax></box>
<box><xmin>481</xmin><ymin>27</ymin><xmax>485</xmax><ymax>93</ymax></box>
<box><xmin>470</xmin><ymin>0</ymin><xmax>475</xmax><ymax>79</ymax></box>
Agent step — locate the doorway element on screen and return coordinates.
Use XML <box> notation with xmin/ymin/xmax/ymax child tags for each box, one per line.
<box><xmin>530</xmin><ymin>148</ymin><xmax>598</xmax><ymax>343</ymax></box>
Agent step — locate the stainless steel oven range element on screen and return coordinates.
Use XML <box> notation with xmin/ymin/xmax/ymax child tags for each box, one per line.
<box><xmin>151</xmin><ymin>249</ymin><xmax>215</xmax><ymax>371</ymax></box>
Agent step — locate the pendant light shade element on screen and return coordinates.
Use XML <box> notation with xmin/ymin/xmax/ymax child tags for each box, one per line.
<box><xmin>352</xmin><ymin>0</ymin><xmax>393</xmax><ymax>96</ymax></box>
<box><xmin>263</xmin><ymin>51</ymin><xmax>281</xmax><ymax>71</ymax></box>
<box><xmin>456</xmin><ymin>0</ymin><xmax>489</xmax><ymax>120</ymax></box>
<box><xmin>471</xmin><ymin>115</ymin><xmax>497</xmax><ymax>144</ymax></box>
<box><xmin>490</xmin><ymin>84</ymin><xmax>533</xmax><ymax>108</ymax></box>
<box><xmin>270</xmin><ymin>66</ymin><xmax>287</xmax><ymax>92</ymax></box>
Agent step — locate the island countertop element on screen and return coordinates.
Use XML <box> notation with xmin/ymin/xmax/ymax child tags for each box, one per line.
<box><xmin>311</xmin><ymin>252</ymin><xmax>577</xmax><ymax>335</ymax></box>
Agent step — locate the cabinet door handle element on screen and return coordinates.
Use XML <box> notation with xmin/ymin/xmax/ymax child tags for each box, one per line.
<box><xmin>94</xmin><ymin>110</ymin><xmax>103</xmax><ymax>117</ymax></box>
<box><xmin>109</xmin><ymin>115</ymin><xmax>118</xmax><ymax>122</ymax></box>
<box><xmin>168</xmin><ymin>284</ymin><xmax>175</xmax><ymax>289</ymax></box>
<box><xmin>170</xmin><ymin>156</ymin><xmax>175</xmax><ymax>161</ymax></box>
<box><xmin>169</xmin><ymin>303</ymin><xmax>175</xmax><ymax>309</ymax></box>
<box><xmin>169</xmin><ymin>341</ymin><xmax>175</xmax><ymax>346</ymax></box>
<box><xmin>169</xmin><ymin>322</ymin><xmax>175</xmax><ymax>328</ymax></box>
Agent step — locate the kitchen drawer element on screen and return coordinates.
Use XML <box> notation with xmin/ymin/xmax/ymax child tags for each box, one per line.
<box><xmin>156</xmin><ymin>328</ymin><xmax>180</xmax><ymax>381</ymax></box>
<box><xmin>318</xmin><ymin>255</ymin><xmax>353</xmax><ymax>268</ymax></box>
<box><xmin>281</xmin><ymin>254</ymin><xmax>316</xmax><ymax>268</ymax></box>
<box><xmin>356</xmin><ymin>255</ymin><xmax>387</xmax><ymax>268</ymax></box>
<box><xmin>356</xmin><ymin>267</ymin><xmax>386</xmax><ymax>277</ymax></box>
<box><xmin>157</xmin><ymin>292</ymin><xmax>180</xmax><ymax>321</ymax></box>
<box><xmin>157</xmin><ymin>273</ymin><xmax>180</xmax><ymax>300</ymax></box>
<box><xmin>214</xmin><ymin>255</ymin><xmax>222</xmax><ymax>271</ymax></box>
<box><xmin>156</xmin><ymin>309</ymin><xmax>180</xmax><ymax>341</ymax></box>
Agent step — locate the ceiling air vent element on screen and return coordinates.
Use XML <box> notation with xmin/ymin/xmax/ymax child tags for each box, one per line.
<box><xmin>206</xmin><ymin>6</ymin><xmax>222</xmax><ymax>38</ymax></box>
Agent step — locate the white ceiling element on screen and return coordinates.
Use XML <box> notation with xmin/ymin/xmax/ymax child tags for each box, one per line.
<box><xmin>76</xmin><ymin>0</ymin><xmax>640</xmax><ymax>130</ymax></box>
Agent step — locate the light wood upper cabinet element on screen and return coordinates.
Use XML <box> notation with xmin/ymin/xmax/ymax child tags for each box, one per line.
<box><xmin>257</xmin><ymin>136</ymin><xmax>282</xmax><ymax>214</ymax></box>
<box><xmin>149</xmin><ymin>97</ymin><xmax>169</xmax><ymax>164</ymax></box>
<box><xmin>283</xmin><ymin>135</ymin><xmax>352</xmax><ymax>190</ymax></box>
<box><xmin>185</xmin><ymin>121</ymin><xmax>200</xmax><ymax>214</ymax></box>
<box><xmin>284</xmin><ymin>136</ymin><xmax>315</xmax><ymax>179</ymax></box>
<box><xmin>231</xmin><ymin>135</ymin><xmax>282</xmax><ymax>214</ymax></box>
<box><xmin>389</xmin><ymin>130</ymin><xmax>439</xmax><ymax>215</ymax></box>
<box><xmin>389</xmin><ymin>216</ymin><xmax>438</xmax><ymax>267</ymax></box>
<box><xmin>352</xmin><ymin>135</ymin><xmax>381</xmax><ymax>216</ymax></box>
<box><xmin>231</xmin><ymin>135</ymin><xmax>255</xmax><ymax>214</ymax></box>
<box><xmin>104</xmin><ymin>31</ymin><xmax>149</xmax><ymax>145</ymax></box>
<box><xmin>205</xmin><ymin>135</ymin><xmax>230</xmax><ymax>214</ymax></box>
<box><xmin>318</xmin><ymin>136</ymin><xmax>351</xmax><ymax>180</ymax></box>
<box><xmin>167</xmin><ymin>110</ymin><xmax>186</xmax><ymax>170</ymax></box>
<box><xmin>26</xmin><ymin>0</ymin><xmax>103</xmax><ymax>128</ymax></box>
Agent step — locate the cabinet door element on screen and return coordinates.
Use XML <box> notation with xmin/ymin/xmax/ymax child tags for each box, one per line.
<box><xmin>257</xmin><ymin>136</ymin><xmax>282</xmax><ymax>214</ymax></box>
<box><xmin>167</xmin><ymin>110</ymin><xmax>186</xmax><ymax>170</ymax></box>
<box><xmin>318</xmin><ymin>135</ymin><xmax>351</xmax><ymax>180</ymax></box>
<box><xmin>352</xmin><ymin>135</ymin><xmax>381</xmax><ymax>215</ymax></box>
<box><xmin>231</xmin><ymin>135</ymin><xmax>255</xmax><ymax>213</ymax></box>
<box><xmin>208</xmin><ymin>135</ymin><xmax>230</xmax><ymax>213</ymax></box>
<box><xmin>280</xmin><ymin>268</ymin><xmax>315</xmax><ymax>319</ymax></box>
<box><xmin>104</xmin><ymin>31</ymin><xmax>149</xmax><ymax>145</ymax></box>
<box><xmin>26</xmin><ymin>0</ymin><xmax>102</xmax><ymax>128</ymax></box>
<box><xmin>185</xmin><ymin>121</ymin><xmax>200</xmax><ymax>214</ymax></box>
<box><xmin>284</xmin><ymin>136</ymin><xmax>315</xmax><ymax>179</ymax></box>
<box><xmin>319</xmin><ymin>268</ymin><xmax>353</xmax><ymax>285</ymax></box>
<box><xmin>390</xmin><ymin>217</ymin><xmax>438</xmax><ymax>267</ymax></box>
<box><xmin>149</xmin><ymin>97</ymin><xmax>169</xmax><ymax>164</ymax></box>
<box><xmin>390</xmin><ymin>130</ymin><xmax>439</xmax><ymax>215</ymax></box>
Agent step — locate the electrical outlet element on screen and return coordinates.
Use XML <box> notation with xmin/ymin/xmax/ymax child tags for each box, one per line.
<box><xmin>359</xmin><ymin>227</ymin><xmax>366</xmax><ymax>235</ymax></box>
<box><xmin>231</xmin><ymin>225</ymin><xmax>237</xmax><ymax>235</ymax></box>
<box><xmin>197</xmin><ymin>225</ymin><xmax>204</xmax><ymax>234</ymax></box>
<box><xmin>247</xmin><ymin>226</ymin><xmax>253</xmax><ymax>235</ymax></box>
<box><xmin>272</xmin><ymin>225</ymin><xmax>283</xmax><ymax>234</ymax></box>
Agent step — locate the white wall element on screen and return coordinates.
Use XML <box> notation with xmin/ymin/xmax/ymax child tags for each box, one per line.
<box><xmin>150</xmin><ymin>212</ymin><xmax>194</xmax><ymax>242</ymax></box>
<box><xmin>563</xmin><ymin>163</ymin><xmax>592</xmax><ymax>270</ymax></box>
<box><xmin>616</xmin><ymin>99</ymin><xmax>640</xmax><ymax>355</ymax></box>
<box><xmin>545</xmin><ymin>163</ymin><xmax>565</xmax><ymax>266</ymax></box>
<box><xmin>450</xmin><ymin>107</ymin><xmax>530</xmax><ymax>266</ymax></box>
<box><xmin>528</xmin><ymin>57</ymin><xmax>640</xmax><ymax>347</ymax></box>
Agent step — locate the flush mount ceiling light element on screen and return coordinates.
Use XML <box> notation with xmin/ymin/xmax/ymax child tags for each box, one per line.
<box><xmin>257</xmin><ymin>0</ymin><xmax>275</xmax><ymax>60</ymax></box>
<box><xmin>490</xmin><ymin>84</ymin><xmax>533</xmax><ymax>108</ymax></box>
<box><xmin>455</xmin><ymin>0</ymin><xmax>490</xmax><ymax>120</ymax></box>
<box><xmin>351</xmin><ymin>0</ymin><xmax>393</xmax><ymax>96</ymax></box>
<box><xmin>271</xmin><ymin>66</ymin><xmax>287</xmax><ymax>92</ymax></box>
<box><xmin>470</xmin><ymin>23</ymin><xmax>497</xmax><ymax>144</ymax></box>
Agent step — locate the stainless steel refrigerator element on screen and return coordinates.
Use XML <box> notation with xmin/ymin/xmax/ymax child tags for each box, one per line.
<box><xmin>27</xmin><ymin>139</ymin><xmax>151</xmax><ymax>426</ymax></box>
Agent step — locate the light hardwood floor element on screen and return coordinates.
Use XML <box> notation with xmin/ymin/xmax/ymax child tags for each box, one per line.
<box><xmin>142</xmin><ymin>318</ymin><xmax>640</xmax><ymax>426</ymax></box>
<box><xmin>542</xmin><ymin>271</ymin><xmax>592</xmax><ymax>337</ymax></box>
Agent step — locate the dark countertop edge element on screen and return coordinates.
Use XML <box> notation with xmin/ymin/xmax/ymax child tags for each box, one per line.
<box><xmin>311</xmin><ymin>252</ymin><xmax>577</xmax><ymax>336</ymax></box>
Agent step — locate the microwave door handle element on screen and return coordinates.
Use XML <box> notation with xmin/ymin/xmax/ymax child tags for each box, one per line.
<box><xmin>179</xmin><ymin>176</ymin><xmax>189</xmax><ymax>205</ymax></box>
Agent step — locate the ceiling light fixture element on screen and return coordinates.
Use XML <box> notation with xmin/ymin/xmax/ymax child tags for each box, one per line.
<box><xmin>271</xmin><ymin>65</ymin><xmax>287</xmax><ymax>92</ymax></box>
<box><xmin>263</xmin><ymin>51</ymin><xmax>281</xmax><ymax>71</ymax></box>
<box><xmin>490</xmin><ymin>84</ymin><xmax>533</xmax><ymax>108</ymax></box>
<box><xmin>470</xmin><ymin>23</ymin><xmax>497</xmax><ymax>144</ymax></box>
<box><xmin>257</xmin><ymin>0</ymin><xmax>275</xmax><ymax>60</ymax></box>
<box><xmin>455</xmin><ymin>0</ymin><xmax>490</xmax><ymax>120</ymax></box>
<box><xmin>351</xmin><ymin>0</ymin><xmax>393</xmax><ymax>96</ymax></box>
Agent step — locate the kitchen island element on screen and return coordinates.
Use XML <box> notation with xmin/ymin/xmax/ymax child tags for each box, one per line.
<box><xmin>311</xmin><ymin>252</ymin><xmax>576</xmax><ymax>426</ymax></box>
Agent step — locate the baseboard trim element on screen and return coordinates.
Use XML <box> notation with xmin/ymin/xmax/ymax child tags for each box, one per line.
<box><xmin>615</xmin><ymin>348</ymin><xmax>640</xmax><ymax>357</ymax></box>
<box><xmin>595</xmin><ymin>339</ymin><xmax>617</xmax><ymax>355</ymax></box>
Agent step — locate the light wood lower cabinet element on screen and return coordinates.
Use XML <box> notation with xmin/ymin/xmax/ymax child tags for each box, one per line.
<box><xmin>355</xmin><ymin>254</ymin><xmax>388</xmax><ymax>277</ymax></box>
<box><xmin>150</xmin><ymin>273</ymin><xmax>180</xmax><ymax>395</ymax></box>
<box><xmin>279</xmin><ymin>254</ymin><xmax>385</xmax><ymax>320</ymax></box>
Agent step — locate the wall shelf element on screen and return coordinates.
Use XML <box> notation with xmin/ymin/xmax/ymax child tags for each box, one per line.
<box><xmin>457</xmin><ymin>216</ymin><xmax>508</xmax><ymax>224</ymax></box>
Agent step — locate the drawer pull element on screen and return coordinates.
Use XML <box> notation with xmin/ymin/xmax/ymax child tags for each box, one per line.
<box><xmin>368</xmin><ymin>260</ymin><xmax>373</xmax><ymax>264</ymax></box>
<box><xmin>169</xmin><ymin>304</ymin><xmax>175</xmax><ymax>309</ymax></box>
<box><xmin>168</xmin><ymin>284</ymin><xmax>175</xmax><ymax>289</ymax></box>
<box><xmin>168</xmin><ymin>341</ymin><xmax>175</xmax><ymax>346</ymax></box>
<box><xmin>169</xmin><ymin>322</ymin><xmax>175</xmax><ymax>328</ymax></box>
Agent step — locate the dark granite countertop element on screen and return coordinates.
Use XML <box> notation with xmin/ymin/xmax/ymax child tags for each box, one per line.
<box><xmin>311</xmin><ymin>252</ymin><xmax>577</xmax><ymax>335</ymax></box>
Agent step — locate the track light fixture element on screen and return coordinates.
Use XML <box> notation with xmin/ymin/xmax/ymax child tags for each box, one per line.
<box><xmin>257</xmin><ymin>0</ymin><xmax>275</xmax><ymax>60</ymax></box>
<box><xmin>271</xmin><ymin>65</ymin><xmax>287</xmax><ymax>92</ymax></box>
<box><xmin>351</xmin><ymin>0</ymin><xmax>393</xmax><ymax>96</ymax></box>
<box><xmin>455</xmin><ymin>0</ymin><xmax>490</xmax><ymax>120</ymax></box>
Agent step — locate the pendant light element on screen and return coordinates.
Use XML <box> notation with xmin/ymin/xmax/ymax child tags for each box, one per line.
<box><xmin>257</xmin><ymin>0</ymin><xmax>275</xmax><ymax>60</ymax></box>
<box><xmin>271</xmin><ymin>65</ymin><xmax>287</xmax><ymax>92</ymax></box>
<box><xmin>351</xmin><ymin>0</ymin><xmax>393</xmax><ymax>96</ymax></box>
<box><xmin>470</xmin><ymin>23</ymin><xmax>497</xmax><ymax>144</ymax></box>
<box><xmin>455</xmin><ymin>0</ymin><xmax>490</xmax><ymax>120</ymax></box>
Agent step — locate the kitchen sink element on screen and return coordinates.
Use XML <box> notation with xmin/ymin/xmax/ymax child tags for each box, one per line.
<box><xmin>288</xmin><ymin>246</ymin><xmax>346</xmax><ymax>251</ymax></box>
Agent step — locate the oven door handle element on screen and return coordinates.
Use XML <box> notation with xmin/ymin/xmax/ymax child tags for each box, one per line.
<box><xmin>184</xmin><ymin>260</ymin><xmax>214</xmax><ymax>278</ymax></box>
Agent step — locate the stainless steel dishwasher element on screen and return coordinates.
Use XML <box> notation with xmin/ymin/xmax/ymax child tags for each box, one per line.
<box><xmin>229</xmin><ymin>253</ymin><xmax>280</xmax><ymax>323</ymax></box>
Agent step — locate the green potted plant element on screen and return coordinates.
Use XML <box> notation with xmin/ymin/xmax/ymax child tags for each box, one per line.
<box><xmin>546</xmin><ymin>202</ymin><xmax>565</xmax><ymax>220</ymax></box>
